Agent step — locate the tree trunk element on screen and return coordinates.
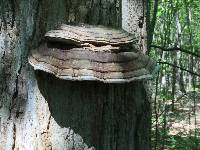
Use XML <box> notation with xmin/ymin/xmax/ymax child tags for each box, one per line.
<box><xmin>0</xmin><ymin>0</ymin><xmax>151</xmax><ymax>149</ymax></box>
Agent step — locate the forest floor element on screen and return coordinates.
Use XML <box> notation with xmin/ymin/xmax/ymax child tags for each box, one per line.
<box><xmin>168</xmin><ymin>91</ymin><xmax>200</xmax><ymax>136</ymax></box>
<box><xmin>152</xmin><ymin>91</ymin><xmax>200</xmax><ymax>149</ymax></box>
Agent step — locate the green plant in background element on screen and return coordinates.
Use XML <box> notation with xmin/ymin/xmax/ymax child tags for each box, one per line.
<box><xmin>149</xmin><ymin>0</ymin><xmax>200</xmax><ymax>149</ymax></box>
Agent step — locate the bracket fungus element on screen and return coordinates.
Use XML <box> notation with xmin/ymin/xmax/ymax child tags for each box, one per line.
<box><xmin>29</xmin><ymin>24</ymin><xmax>157</xmax><ymax>83</ymax></box>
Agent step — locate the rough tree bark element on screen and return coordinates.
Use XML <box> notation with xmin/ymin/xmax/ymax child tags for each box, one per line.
<box><xmin>0</xmin><ymin>0</ymin><xmax>151</xmax><ymax>149</ymax></box>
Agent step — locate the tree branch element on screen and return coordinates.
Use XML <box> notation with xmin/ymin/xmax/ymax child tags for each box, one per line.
<box><xmin>151</xmin><ymin>45</ymin><xmax>200</xmax><ymax>58</ymax></box>
<box><xmin>158</xmin><ymin>61</ymin><xmax>200</xmax><ymax>77</ymax></box>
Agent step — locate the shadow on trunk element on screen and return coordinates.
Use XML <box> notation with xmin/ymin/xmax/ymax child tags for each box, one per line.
<box><xmin>35</xmin><ymin>70</ymin><xmax>150</xmax><ymax>149</ymax></box>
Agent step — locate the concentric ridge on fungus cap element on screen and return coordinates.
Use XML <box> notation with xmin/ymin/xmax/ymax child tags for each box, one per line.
<box><xmin>29</xmin><ymin>24</ymin><xmax>157</xmax><ymax>83</ymax></box>
<box><xmin>45</xmin><ymin>24</ymin><xmax>136</xmax><ymax>46</ymax></box>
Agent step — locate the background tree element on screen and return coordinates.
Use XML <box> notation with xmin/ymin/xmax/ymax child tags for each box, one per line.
<box><xmin>149</xmin><ymin>0</ymin><xmax>200</xmax><ymax>149</ymax></box>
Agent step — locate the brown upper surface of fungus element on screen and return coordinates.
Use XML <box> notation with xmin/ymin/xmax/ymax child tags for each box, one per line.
<box><xmin>29</xmin><ymin>24</ymin><xmax>157</xmax><ymax>83</ymax></box>
<box><xmin>45</xmin><ymin>24</ymin><xmax>136</xmax><ymax>47</ymax></box>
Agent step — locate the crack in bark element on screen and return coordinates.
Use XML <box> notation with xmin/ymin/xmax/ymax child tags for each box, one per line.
<box><xmin>134</xmin><ymin>110</ymin><xmax>143</xmax><ymax>150</ymax></box>
<box><xmin>12</xmin><ymin>123</ymin><xmax>16</xmax><ymax>150</ymax></box>
<box><xmin>1</xmin><ymin>50</ymin><xmax>5</xmax><ymax>60</ymax></box>
<box><xmin>15</xmin><ymin>111</ymin><xmax>23</xmax><ymax>118</ymax></box>
<box><xmin>8</xmin><ymin>58</ymin><xmax>22</xmax><ymax>120</ymax></box>
<box><xmin>28</xmin><ymin>0</ymin><xmax>40</xmax><ymax>48</ymax></box>
<box><xmin>10</xmin><ymin>0</ymin><xmax>16</xmax><ymax>28</ymax></box>
<box><xmin>47</xmin><ymin>115</ymin><xmax>51</xmax><ymax>130</ymax></box>
<box><xmin>40</xmin><ymin>115</ymin><xmax>52</xmax><ymax>150</ymax></box>
<box><xmin>72</xmin><ymin>132</ymin><xmax>75</xmax><ymax>150</ymax></box>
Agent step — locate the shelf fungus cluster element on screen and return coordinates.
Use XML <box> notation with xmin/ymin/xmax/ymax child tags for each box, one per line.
<box><xmin>29</xmin><ymin>24</ymin><xmax>157</xmax><ymax>83</ymax></box>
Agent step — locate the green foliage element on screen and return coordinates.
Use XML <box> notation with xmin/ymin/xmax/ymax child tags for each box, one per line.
<box><xmin>160</xmin><ymin>90</ymin><xmax>173</xmax><ymax>100</ymax></box>
<box><xmin>168</xmin><ymin>135</ymin><xmax>200</xmax><ymax>150</ymax></box>
<box><xmin>150</xmin><ymin>0</ymin><xmax>200</xmax><ymax>149</ymax></box>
